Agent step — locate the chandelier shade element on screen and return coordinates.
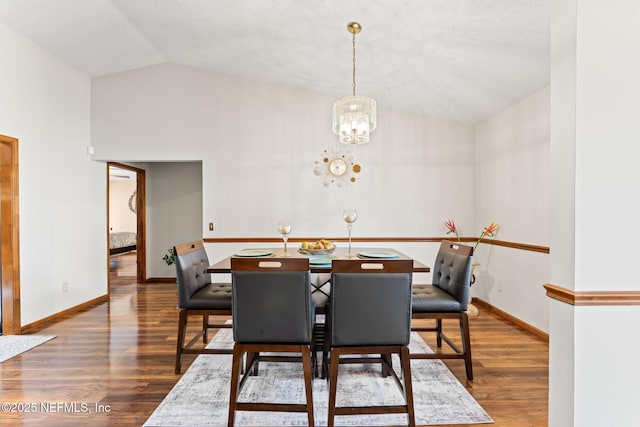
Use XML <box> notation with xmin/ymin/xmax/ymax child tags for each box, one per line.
<box><xmin>332</xmin><ymin>96</ymin><xmax>377</xmax><ymax>144</ymax></box>
<box><xmin>332</xmin><ymin>22</ymin><xmax>376</xmax><ymax>145</ymax></box>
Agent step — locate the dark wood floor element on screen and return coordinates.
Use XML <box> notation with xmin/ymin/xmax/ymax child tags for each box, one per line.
<box><xmin>0</xmin><ymin>254</ymin><xmax>548</xmax><ymax>426</ymax></box>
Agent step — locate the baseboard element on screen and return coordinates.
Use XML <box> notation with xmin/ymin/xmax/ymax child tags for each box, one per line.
<box><xmin>21</xmin><ymin>294</ymin><xmax>109</xmax><ymax>333</ymax></box>
<box><xmin>472</xmin><ymin>297</ymin><xmax>549</xmax><ymax>341</ymax></box>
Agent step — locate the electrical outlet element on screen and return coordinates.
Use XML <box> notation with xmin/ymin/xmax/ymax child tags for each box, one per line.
<box><xmin>497</xmin><ymin>282</ymin><xmax>503</xmax><ymax>292</ymax></box>
<box><xmin>62</xmin><ymin>282</ymin><xmax>69</xmax><ymax>293</ymax></box>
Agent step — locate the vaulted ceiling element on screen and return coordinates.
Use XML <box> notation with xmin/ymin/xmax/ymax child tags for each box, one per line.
<box><xmin>0</xmin><ymin>0</ymin><xmax>550</xmax><ymax>124</ymax></box>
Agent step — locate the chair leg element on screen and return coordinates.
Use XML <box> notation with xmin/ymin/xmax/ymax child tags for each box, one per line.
<box><xmin>202</xmin><ymin>314</ymin><xmax>209</xmax><ymax>343</ymax></box>
<box><xmin>242</xmin><ymin>351</ymin><xmax>258</xmax><ymax>376</ymax></box>
<box><xmin>310</xmin><ymin>325</ymin><xmax>318</xmax><ymax>378</ymax></box>
<box><xmin>245</xmin><ymin>352</ymin><xmax>259</xmax><ymax>376</ymax></box>
<box><xmin>229</xmin><ymin>344</ymin><xmax>315</xmax><ymax>426</ymax></box>
<box><xmin>227</xmin><ymin>345</ymin><xmax>243</xmax><ymax>427</ymax></box>
<box><xmin>175</xmin><ymin>309</ymin><xmax>188</xmax><ymax>374</ymax></box>
<box><xmin>381</xmin><ymin>352</ymin><xmax>393</xmax><ymax>377</ymax></box>
<box><xmin>436</xmin><ymin>318</ymin><xmax>443</xmax><ymax>347</ymax></box>
<box><xmin>327</xmin><ymin>347</ymin><xmax>341</xmax><ymax>427</ymax></box>
<box><xmin>460</xmin><ymin>312</ymin><xmax>473</xmax><ymax>380</ymax></box>
<box><xmin>322</xmin><ymin>321</ymin><xmax>330</xmax><ymax>379</ymax></box>
<box><xmin>328</xmin><ymin>346</ymin><xmax>414</xmax><ymax>426</ymax></box>
<box><xmin>301</xmin><ymin>345</ymin><xmax>315</xmax><ymax>427</ymax></box>
<box><xmin>400</xmin><ymin>346</ymin><xmax>416</xmax><ymax>427</ymax></box>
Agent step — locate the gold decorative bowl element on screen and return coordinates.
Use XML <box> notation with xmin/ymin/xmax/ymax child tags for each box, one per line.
<box><xmin>298</xmin><ymin>246</ymin><xmax>336</xmax><ymax>255</ymax></box>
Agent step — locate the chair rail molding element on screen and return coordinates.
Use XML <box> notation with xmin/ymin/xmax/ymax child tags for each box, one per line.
<box><xmin>544</xmin><ymin>284</ymin><xmax>640</xmax><ymax>306</ymax></box>
<box><xmin>204</xmin><ymin>237</ymin><xmax>549</xmax><ymax>254</ymax></box>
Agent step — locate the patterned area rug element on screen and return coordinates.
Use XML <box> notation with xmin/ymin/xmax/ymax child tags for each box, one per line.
<box><xmin>0</xmin><ymin>335</ymin><xmax>56</xmax><ymax>363</ymax></box>
<box><xmin>144</xmin><ymin>329</ymin><xmax>492</xmax><ymax>426</ymax></box>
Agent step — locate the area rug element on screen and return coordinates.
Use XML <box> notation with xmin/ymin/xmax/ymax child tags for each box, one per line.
<box><xmin>144</xmin><ymin>329</ymin><xmax>492</xmax><ymax>427</ymax></box>
<box><xmin>0</xmin><ymin>335</ymin><xmax>56</xmax><ymax>363</ymax></box>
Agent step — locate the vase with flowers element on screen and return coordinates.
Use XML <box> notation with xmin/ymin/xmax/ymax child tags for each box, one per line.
<box><xmin>443</xmin><ymin>219</ymin><xmax>500</xmax><ymax>316</ymax></box>
<box><xmin>444</xmin><ymin>219</ymin><xmax>499</xmax><ymax>249</ymax></box>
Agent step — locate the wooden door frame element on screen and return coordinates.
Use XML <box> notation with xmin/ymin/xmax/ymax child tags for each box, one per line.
<box><xmin>1</xmin><ymin>134</ymin><xmax>21</xmax><ymax>335</ymax></box>
<box><xmin>107</xmin><ymin>162</ymin><xmax>146</xmax><ymax>284</ymax></box>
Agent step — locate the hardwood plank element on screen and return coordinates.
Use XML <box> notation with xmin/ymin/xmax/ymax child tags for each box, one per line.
<box><xmin>0</xmin><ymin>264</ymin><xmax>548</xmax><ymax>426</ymax></box>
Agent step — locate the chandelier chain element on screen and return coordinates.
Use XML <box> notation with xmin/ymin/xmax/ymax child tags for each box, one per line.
<box><xmin>352</xmin><ymin>31</ymin><xmax>356</xmax><ymax>96</ymax></box>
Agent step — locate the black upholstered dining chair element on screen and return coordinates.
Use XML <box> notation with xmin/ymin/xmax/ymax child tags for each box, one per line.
<box><xmin>174</xmin><ymin>240</ymin><xmax>232</xmax><ymax>374</ymax></box>
<box><xmin>228</xmin><ymin>257</ymin><xmax>315</xmax><ymax>427</ymax></box>
<box><xmin>411</xmin><ymin>240</ymin><xmax>474</xmax><ymax>380</ymax></box>
<box><xmin>324</xmin><ymin>258</ymin><xmax>415</xmax><ymax>427</ymax></box>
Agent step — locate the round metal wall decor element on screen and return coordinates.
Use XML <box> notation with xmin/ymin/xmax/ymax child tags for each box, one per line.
<box><xmin>314</xmin><ymin>146</ymin><xmax>362</xmax><ymax>187</ymax></box>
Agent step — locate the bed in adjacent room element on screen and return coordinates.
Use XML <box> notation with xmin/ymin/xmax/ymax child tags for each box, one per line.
<box><xmin>110</xmin><ymin>231</ymin><xmax>137</xmax><ymax>255</ymax></box>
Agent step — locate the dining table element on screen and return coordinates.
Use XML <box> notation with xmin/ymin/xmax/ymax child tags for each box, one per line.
<box><xmin>207</xmin><ymin>246</ymin><xmax>430</xmax><ymax>377</ymax></box>
<box><xmin>207</xmin><ymin>246</ymin><xmax>429</xmax><ymax>314</ymax></box>
<box><xmin>206</xmin><ymin>246</ymin><xmax>430</xmax><ymax>274</ymax></box>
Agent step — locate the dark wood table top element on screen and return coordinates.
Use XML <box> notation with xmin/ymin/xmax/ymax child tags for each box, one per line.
<box><xmin>207</xmin><ymin>247</ymin><xmax>430</xmax><ymax>274</ymax></box>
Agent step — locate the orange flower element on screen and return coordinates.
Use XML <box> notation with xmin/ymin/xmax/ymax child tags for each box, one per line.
<box><xmin>484</xmin><ymin>221</ymin><xmax>499</xmax><ymax>236</ymax></box>
<box><xmin>475</xmin><ymin>221</ymin><xmax>500</xmax><ymax>249</ymax></box>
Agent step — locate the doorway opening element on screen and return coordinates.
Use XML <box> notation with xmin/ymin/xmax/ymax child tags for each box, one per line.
<box><xmin>107</xmin><ymin>163</ymin><xmax>146</xmax><ymax>287</ymax></box>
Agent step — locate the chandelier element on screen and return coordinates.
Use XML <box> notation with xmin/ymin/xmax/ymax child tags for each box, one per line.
<box><xmin>332</xmin><ymin>22</ymin><xmax>377</xmax><ymax>145</ymax></box>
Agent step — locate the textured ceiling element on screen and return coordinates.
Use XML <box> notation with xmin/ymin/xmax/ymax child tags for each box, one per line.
<box><xmin>0</xmin><ymin>0</ymin><xmax>550</xmax><ymax>124</ymax></box>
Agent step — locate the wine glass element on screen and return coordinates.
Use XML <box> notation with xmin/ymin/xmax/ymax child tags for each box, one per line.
<box><xmin>277</xmin><ymin>221</ymin><xmax>292</xmax><ymax>257</ymax></box>
<box><xmin>342</xmin><ymin>209</ymin><xmax>358</xmax><ymax>257</ymax></box>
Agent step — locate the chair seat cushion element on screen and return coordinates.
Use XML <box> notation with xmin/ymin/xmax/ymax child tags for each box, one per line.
<box><xmin>412</xmin><ymin>284</ymin><xmax>463</xmax><ymax>312</ymax></box>
<box><xmin>185</xmin><ymin>283</ymin><xmax>232</xmax><ymax>309</ymax></box>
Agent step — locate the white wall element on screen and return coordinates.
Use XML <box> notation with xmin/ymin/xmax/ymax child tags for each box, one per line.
<box><xmin>146</xmin><ymin>161</ymin><xmax>203</xmax><ymax>279</ymax></box>
<box><xmin>549</xmin><ymin>1</ymin><xmax>640</xmax><ymax>425</ymax></box>
<box><xmin>91</xmin><ymin>63</ymin><xmax>477</xmax><ymax>271</ymax></box>
<box><xmin>0</xmin><ymin>22</ymin><xmax>107</xmax><ymax>325</ymax></box>
<box><xmin>109</xmin><ymin>180</ymin><xmax>136</xmax><ymax>232</ymax></box>
<box><xmin>474</xmin><ymin>87</ymin><xmax>551</xmax><ymax>332</ymax></box>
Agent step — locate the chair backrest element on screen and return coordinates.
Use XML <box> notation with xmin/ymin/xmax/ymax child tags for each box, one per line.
<box><xmin>174</xmin><ymin>240</ymin><xmax>211</xmax><ymax>309</ymax></box>
<box><xmin>432</xmin><ymin>241</ymin><xmax>474</xmax><ymax>309</ymax></box>
<box><xmin>231</xmin><ymin>257</ymin><xmax>313</xmax><ymax>344</ymax></box>
<box><xmin>330</xmin><ymin>259</ymin><xmax>413</xmax><ymax>347</ymax></box>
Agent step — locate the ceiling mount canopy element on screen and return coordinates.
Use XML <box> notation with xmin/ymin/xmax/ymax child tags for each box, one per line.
<box><xmin>332</xmin><ymin>22</ymin><xmax>377</xmax><ymax>145</ymax></box>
